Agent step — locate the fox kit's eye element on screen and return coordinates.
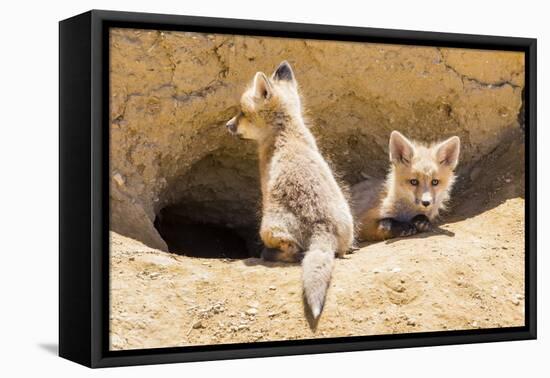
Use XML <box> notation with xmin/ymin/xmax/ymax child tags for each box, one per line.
<box><xmin>431</xmin><ymin>179</ymin><xmax>439</xmax><ymax>186</ymax></box>
<box><xmin>410</xmin><ymin>179</ymin><xmax>419</xmax><ymax>186</ymax></box>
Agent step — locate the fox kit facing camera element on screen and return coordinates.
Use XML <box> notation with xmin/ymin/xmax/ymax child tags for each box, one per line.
<box><xmin>352</xmin><ymin>131</ymin><xmax>460</xmax><ymax>241</ymax></box>
<box><xmin>226</xmin><ymin>61</ymin><xmax>354</xmax><ymax>318</ymax></box>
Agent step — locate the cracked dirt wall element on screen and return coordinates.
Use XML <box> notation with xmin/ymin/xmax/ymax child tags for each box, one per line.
<box><xmin>109</xmin><ymin>28</ymin><xmax>524</xmax><ymax>250</ymax></box>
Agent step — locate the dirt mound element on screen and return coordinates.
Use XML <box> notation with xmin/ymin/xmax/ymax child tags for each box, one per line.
<box><xmin>110</xmin><ymin>195</ymin><xmax>524</xmax><ymax>350</ymax></box>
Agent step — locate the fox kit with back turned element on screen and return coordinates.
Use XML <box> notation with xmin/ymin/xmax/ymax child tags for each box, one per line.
<box><xmin>226</xmin><ymin>61</ymin><xmax>354</xmax><ymax>318</ymax></box>
<box><xmin>352</xmin><ymin>131</ymin><xmax>460</xmax><ymax>241</ymax></box>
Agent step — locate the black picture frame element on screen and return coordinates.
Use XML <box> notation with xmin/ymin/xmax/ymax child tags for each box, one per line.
<box><xmin>59</xmin><ymin>9</ymin><xmax>537</xmax><ymax>368</ymax></box>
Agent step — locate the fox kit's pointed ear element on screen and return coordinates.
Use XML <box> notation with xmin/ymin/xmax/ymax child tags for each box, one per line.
<box><xmin>389</xmin><ymin>131</ymin><xmax>415</xmax><ymax>165</ymax></box>
<box><xmin>436</xmin><ymin>136</ymin><xmax>460</xmax><ymax>168</ymax></box>
<box><xmin>272</xmin><ymin>61</ymin><xmax>296</xmax><ymax>84</ymax></box>
<box><xmin>253</xmin><ymin>72</ymin><xmax>272</xmax><ymax>100</ymax></box>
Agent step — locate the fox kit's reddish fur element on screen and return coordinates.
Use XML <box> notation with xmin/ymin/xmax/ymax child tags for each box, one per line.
<box><xmin>226</xmin><ymin>61</ymin><xmax>354</xmax><ymax>318</ymax></box>
<box><xmin>352</xmin><ymin>131</ymin><xmax>460</xmax><ymax>241</ymax></box>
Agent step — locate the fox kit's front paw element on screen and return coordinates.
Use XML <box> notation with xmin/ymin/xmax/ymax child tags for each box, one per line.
<box><xmin>398</xmin><ymin>222</ymin><xmax>417</xmax><ymax>237</ymax></box>
<box><xmin>411</xmin><ymin>214</ymin><xmax>432</xmax><ymax>233</ymax></box>
<box><xmin>262</xmin><ymin>247</ymin><xmax>304</xmax><ymax>263</ymax></box>
<box><xmin>379</xmin><ymin>218</ymin><xmax>417</xmax><ymax>238</ymax></box>
<box><xmin>261</xmin><ymin>241</ymin><xmax>303</xmax><ymax>263</ymax></box>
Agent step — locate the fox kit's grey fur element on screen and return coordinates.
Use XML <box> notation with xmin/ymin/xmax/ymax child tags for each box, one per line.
<box><xmin>226</xmin><ymin>61</ymin><xmax>354</xmax><ymax>318</ymax></box>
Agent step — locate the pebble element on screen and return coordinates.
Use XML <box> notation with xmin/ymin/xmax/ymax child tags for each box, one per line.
<box><xmin>373</xmin><ymin>268</ymin><xmax>382</xmax><ymax>274</ymax></box>
<box><xmin>212</xmin><ymin>304</ymin><xmax>225</xmax><ymax>314</ymax></box>
<box><xmin>406</xmin><ymin>318</ymin><xmax>416</xmax><ymax>326</ymax></box>
<box><xmin>248</xmin><ymin>301</ymin><xmax>260</xmax><ymax>308</ymax></box>
<box><xmin>252</xmin><ymin>332</ymin><xmax>264</xmax><ymax>340</ymax></box>
<box><xmin>192</xmin><ymin>320</ymin><xmax>204</xmax><ymax>329</ymax></box>
<box><xmin>113</xmin><ymin>172</ymin><xmax>125</xmax><ymax>187</ymax></box>
<box><xmin>246</xmin><ymin>308</ymin><xmax>258</xmax><ymax>316</ymax></box>
<box><xmin>268</xmin><ymin>286</ymin><xmax>277</xmax><ymax>291</ymax></box>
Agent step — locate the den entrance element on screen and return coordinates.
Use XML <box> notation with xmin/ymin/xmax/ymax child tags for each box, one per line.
<box><xmin>154</xmin><ymin>204</ymin><xmax>261</xmax><ymax>259</ymax></box>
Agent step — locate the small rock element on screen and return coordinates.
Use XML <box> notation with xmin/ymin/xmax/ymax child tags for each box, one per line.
<box><xmin>373</xmin><ymin>268</ymin><xmax>382</xmax><ymax>274</ymax></box>
<box><xmin>113</xmin><ymin>172</ymin><xmax>125</xmax><ymax>187</ymax></box>
<box><xmin>247</xmin><ymin>301</ymin><xmax>260</xmax><ymax>308</ymax></box>
<box><xmin>212</xmin><ymin>304</ymin><xmax>225</xmax><ymax>314</ymax></box>
<box><xmin>391</xmin><ymin>267</ymin><xmax>402</xmax><ymax>273</ymax></box>
<box><xmin>110</xmin><ymin>334</ymin><xmax>125</xmax><ymax>348</ymax></box>
<box><xmin>268</xmin><ymin>286</ymin><xmax>277</xmax><ymax>291</ymax></box>
<box><xmin>246</xmin><ymin>308</ymin><xmax>258</xmax><ymax>316</ymax></box>
<box><xmin>406</xmin><ymin>318</ymin><xmax>416</xmax><ymax>326</ymax></box>
<box><xmin>252</xmin><ymin>332</ymin><xmax>263</xmax><ymax>340</ymax></box>
<box><xmin>192</xmin><ymin>320</ymin><xmax>204</xmax><ymax>329</ymax></box>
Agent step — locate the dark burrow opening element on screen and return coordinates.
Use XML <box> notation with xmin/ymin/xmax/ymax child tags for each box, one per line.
<box><xmin>154</xmin><ymin>205</ymin><xmax>262</xmax><ymax>259</ymax></box>
<box><xmin>152</xmin><ymin>147</ymin><xmax>264</xmax><ymax>259</ymax></box>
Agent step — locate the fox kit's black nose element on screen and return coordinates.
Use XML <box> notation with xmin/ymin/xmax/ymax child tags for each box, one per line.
<box><xmin>422</xmin><ymin>200</ymin><xmax>431</xmax><ymax>207</ymax></box>
<box><xmin>226</xmin><ymin>119</ymin><xmax>237</xmax><ymax>133</ymax></box>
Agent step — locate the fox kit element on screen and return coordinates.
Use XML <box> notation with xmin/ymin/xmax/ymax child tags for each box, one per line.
<box><xmin>352</xmin><ymin>130</ymin><xmax>460</xmax><ymax>241</ymax></box>
<box><xmin>226</xmin><ymin>61</ymin><xmax>354</xmax><ymax>318</ymax></box>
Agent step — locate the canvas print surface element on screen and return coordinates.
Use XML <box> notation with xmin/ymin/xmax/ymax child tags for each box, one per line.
<box><xmin>109</xmin><ymin>27</ymin><xmax>525</xmax><ymax>351</ymax></box>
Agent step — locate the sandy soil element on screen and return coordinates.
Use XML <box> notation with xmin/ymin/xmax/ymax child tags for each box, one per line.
<box><xmin>110</xmin><ymin>191</ymin><xmax>525</xmax><ymax>350</ymax></box>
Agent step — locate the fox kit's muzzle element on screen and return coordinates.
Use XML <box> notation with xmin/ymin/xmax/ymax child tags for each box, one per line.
<box><xmin>421</xmin><ymin>191</ymin><xmax>432</xmax><ymax>207</ymax></box>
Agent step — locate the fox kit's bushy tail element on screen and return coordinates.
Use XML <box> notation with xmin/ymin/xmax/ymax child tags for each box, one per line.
<box><xmin>302</xmin><ymin>231</ymin><xmax>337</xmax><ymax>318</ymax></box>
